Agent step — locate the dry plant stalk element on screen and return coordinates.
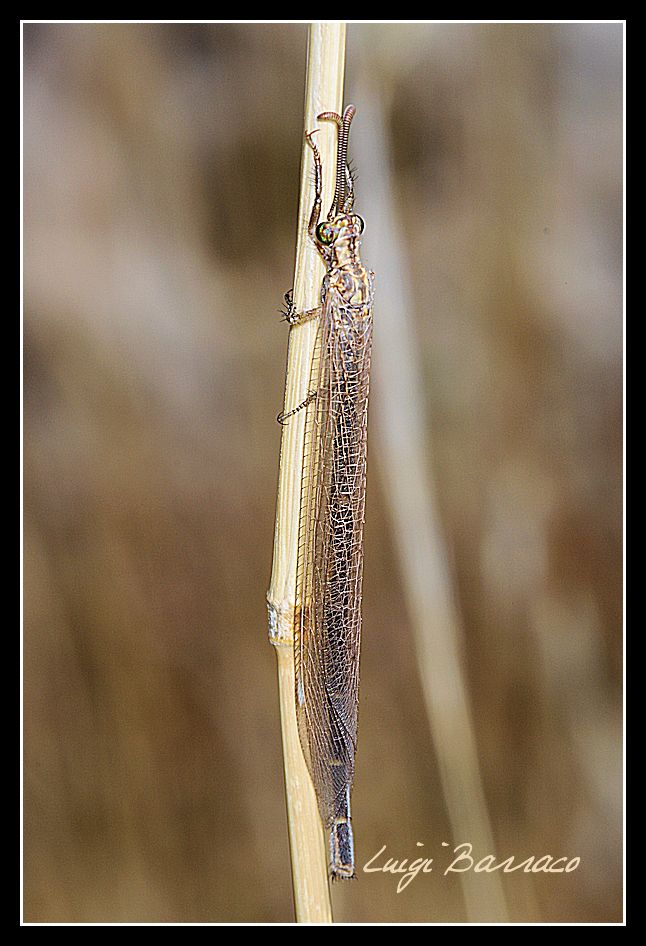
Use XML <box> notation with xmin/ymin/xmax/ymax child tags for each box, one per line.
<box><xmin>267</xmin><ymin>22</ymin><xmax>346</xmax><ymax>924</ymax></box>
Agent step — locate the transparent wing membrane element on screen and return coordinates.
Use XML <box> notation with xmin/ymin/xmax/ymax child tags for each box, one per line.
<box><xmin>295</xmin><ymin>287</ymin><xmax>373</xmax><ymax>879</ymax></box>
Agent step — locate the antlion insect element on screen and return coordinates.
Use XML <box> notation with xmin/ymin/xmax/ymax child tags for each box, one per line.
<box><xmin>278</xmin><ymin>105</ymin><xmax>374</xmax><ymax>880</ymax></box>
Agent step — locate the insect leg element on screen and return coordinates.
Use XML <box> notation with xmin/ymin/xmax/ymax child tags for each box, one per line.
<box><xmin>305</xmin><ymin>130</ymin><xmax>323</xmax><ymax>241</ymax></box>
<box><xmin>279</xmin><ymin>289</ymin><xmax>297</xmax><ymax>323</ymax></box>
<box><xmin>284</xmin><ymin>303</ymin><xmax>321</xmax><ymax>327</ymax></box>
<box><xmin>276</xmin><ymin>389</ymin><xmax>317</xmax><ymax>426</ymax></box>
<box><xmin>305</xmin><ymin>128</ymin><xmax>335</xmax><ymax>265</ymax></box>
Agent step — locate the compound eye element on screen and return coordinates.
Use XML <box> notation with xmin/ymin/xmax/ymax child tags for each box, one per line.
<box><xmin>354</xmin><ymin>215</ymin><xmax>365</xmax><ymax>235</ymax></box>
<box><xmin>316</xmin><ymin>222</ymin><xmax>337</xmax><ymax>245</ymax></box>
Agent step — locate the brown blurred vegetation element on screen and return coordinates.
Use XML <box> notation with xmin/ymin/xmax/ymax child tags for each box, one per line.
<box><xmin>23</xmin><ymin>23</ymin><xmax>622</xmax><ymax>922</ymax></box>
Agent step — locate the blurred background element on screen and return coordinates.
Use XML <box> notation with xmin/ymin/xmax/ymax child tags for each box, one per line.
<box><xmin>23</xmin><ymin>22</ymin><xmax>623</xmax><ymax>923</ymax></box>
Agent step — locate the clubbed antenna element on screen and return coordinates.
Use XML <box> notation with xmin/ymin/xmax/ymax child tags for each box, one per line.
<box><xmin>318</xmin><ymin>104</ymin><xmax>356</xmax><ymax>216</ymax></box>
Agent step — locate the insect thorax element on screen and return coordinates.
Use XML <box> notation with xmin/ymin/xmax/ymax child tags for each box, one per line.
<box><xmin>323</xmin><ymin>263</ymin><xmax>373</xmax><ymax>308</ymax></box>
